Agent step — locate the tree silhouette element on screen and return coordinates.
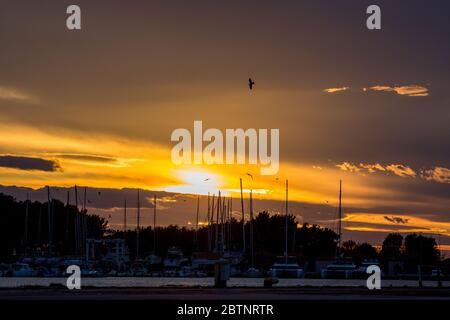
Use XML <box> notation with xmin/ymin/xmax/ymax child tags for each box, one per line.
<box><xmin>0</xmin><ymin>193</ymin><xmax>107</xmax><ymax>258</ymax></box>
<box><xmin>403</xmin><ymin>233</ymin><xmax>439</xmax><ymax>273</ymax></box>
<box><xmin>0</xmin><ymin>193</ymin><xmax>441</xmax><ymax>272</ymax></box>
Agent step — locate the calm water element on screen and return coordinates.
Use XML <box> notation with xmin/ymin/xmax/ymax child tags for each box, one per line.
<box><xmin>0</xmin><ymin>277</ymin><xmax>448</xmax><ymax>288</ymax></box>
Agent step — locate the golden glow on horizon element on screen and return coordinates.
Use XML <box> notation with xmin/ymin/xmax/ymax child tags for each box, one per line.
<box><xmin>1</xmin><ymin>122</ymin><xmax>450</xmax><ymax>240</ymax></box>
<box><xmin>343</xmin><ymin>213</ymin><xmax>450</xmax><ymax>236</ymax></box>
<box><xmin>163</xmin><ymin>168</ymin><xmax>224</xmax><ymax>196</ymax></box>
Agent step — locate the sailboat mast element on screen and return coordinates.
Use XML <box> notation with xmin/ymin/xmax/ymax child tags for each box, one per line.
<box><xmin>338</xmin><ymin>179</ymin><xmax>342</xmax><ymax>256</ymax></box>
<box><xmin>215</xmin><ymin>191</ymin><xmax>221</xmax><ymax>252</ymax></box>
<box><xmin>136</xmin><ymin>188</ymin><xmax>140</xmax><ymax>259</ymax></box>
<box><xmin>221</xmin><ymin>198</ymin><xmax>225</xmax><ymax>253</ymax></box>
<box><xmin>227</xmin><ymin>197</ymin><xmax>232</xmax><ymax>252</ymax></box>
<box><xmin>285</xmin><ymin>179</ymin><xmax>288</xmax><ymax>264</ymax></box>
<box><xmin>83</xmin><ymin>187</ymin><xmax>87</xmax><ymax>211</ymax></box>
<box><xmin>194</xmin><ymin>195</ymin><xmax>199</xmax><ymax>250</ymax></box>
<box><xmin>250</xmin><ymin>189</ymin><xmax>254</xmax><ymax>268</ymax></box>
<box><xmin>240</xmin><ymin>178</ymin><xmax>245</xmax><ymax>254</ymax></box>
<box><xmin>65</xmin><ymin>191</ymin><xmax>70</xmax><ymax>242</ymax></box>
<box><xmin>210</xmin><ymin>194</ymin><xmax>215</xmax><ymax>252</ymax></box>
<box><xmin>153</xmin><ymin>195</ymin><xmax>157</xmax><ymax>253</ymax></box>
<box><xmin>207</xmin><ymin>192</ymin><xmax>211</xmax><ymax>252</ymax></box>
<box><xmin>124</xmin><ymin>199</ymin><xmax>127</xmax><ymax>232</ymax></box>
<box><xmin>74</xmin><ymin>185</ymin><xmax>79</xmax><ymax>254</ymax></box>
<box><xmin>83</xmin><ymin>187</ymin><xmax>87</xmax><ymax>260</ymax></box>
<box><xmin>47</xmin><ymin>186</ymin><xmax>52</xmax><ymax>255</ymax></box>
<box><xmin>37</xmin><ymin>206</ymin><xmax>42</xmax><ymax>246</ymax></box>
<box><xmin>23</xmin><ymin>193</ymin><xmax>29</xmax><ymax>253</ymax></box>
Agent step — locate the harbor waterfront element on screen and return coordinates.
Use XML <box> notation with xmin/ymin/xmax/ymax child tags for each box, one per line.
<box><xmin>1</xmin><ymin>277</ymin><xmax>449</xmax><ymax>288</ymax></box>
<box><xmin>1</xmin><ymin>3</ymin><xmax>450</xmax><ymax>319</ymax></box>
<box><xmin>1</xmin><ymin>181</ymin><xmax>448</xmax><ymax>287</ymax></box>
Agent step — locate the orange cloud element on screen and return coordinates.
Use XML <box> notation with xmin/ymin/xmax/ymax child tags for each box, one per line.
<box><xmin>323</xmin><ymin>87</ymin><xmax>350</xmax><ymax>93</ymax></box>
<box><xmin>0</xmin><ymin>86</ymin><xmax>38</xmax><ymax>103</ymax></box>
<box><xmin>342</xmin><ymin>213</ymin><xmax>450</xmax><ymax>236</ymax></box>
<box><xmin>385</xmin><ymin>164</ymin><xmax>416</xmax><ymax>178</ymax></box>
<box><xmin>364</xmin><ymin>84</ymin><xmax>429</xmax><ymax>97</ymax></box>
<box><xmin>360</xmin><ymin>163</ymin><xmax>386</xmax><ymax>173</ymax></box>
<box><xmin>421</xmin><ymin>167</ymin><xmax>450</xmax><ymax>184</ymax></box>
<box><xmin>336</xmin><ymin>162</ymin><xmax>361</xmax><ymax>173</ymax></box>
<box><xmin>336</xmin><ymin>162</ymin><xmax>416</xmax><ymax>178</ymax></box>
<box><xmin>335</xmin><ymin>162</ymin><xmax>450</xmax><ymax>185</ymax></box>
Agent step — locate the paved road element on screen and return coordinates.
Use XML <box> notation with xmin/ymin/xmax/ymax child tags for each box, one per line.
<box><xmin>1</xmin><ymin>287</ymin><xmax>449</xmax><ymax>300</ymax></box>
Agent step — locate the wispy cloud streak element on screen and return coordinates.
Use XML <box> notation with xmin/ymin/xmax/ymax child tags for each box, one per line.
<box><xmin>337</xmin><ymin>162</ymin><xmax>416</xmax><ymax>178</ymax></box>
<box><xmin>323</xmin><ymin>87</ymin><xmax>350</xmax><ymax>93</ymax></box>
<box><xmin>0</xmin><ymin>86</ymin><xmax>38</xmax><ymax>103</ymax></box>
<box><xmin>363</xmin><ymin>84</ymin><xmax>429</xmax><ymax>97</ymax></box>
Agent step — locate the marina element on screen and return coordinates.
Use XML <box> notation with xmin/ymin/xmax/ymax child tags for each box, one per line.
<box><xmin>1</xmin><ymin>277</ymin><xmax>449</xmax><ymax>289</ymax></box>
<box><xmin>0</xmin><ymin>180</ymin><xmax>448</xmax><ymax>288</ymax></box>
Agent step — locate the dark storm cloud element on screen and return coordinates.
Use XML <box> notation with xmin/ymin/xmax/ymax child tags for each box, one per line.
<box><xmin>55</xmin><ymin>153</ymin><xmax>117</xmax><ymax>163</ymax></box>
<box><xmin>1</xmin><ymin>1</ymin><xmax>448</xmax><ymax>169</ymax></box>
<box><xmin>0</xmin><ymin>185</ymin><xmax>162</xmax><ymax>209</ymax></box>
<box><xmin>0</xmin><ymin>0</ymin><xmax>449</xmax><ymax>245</ymax></box>
<box><xmin>384</xmin><ymin>216</ymin><xmax>409</xmax><ymax>224</ymax></box>
<box><xmin>0</xmin><ymin>0</ymin><xmax>448</xmax><ymax>174</ymax></box>
<box><xmin>0</xmin><ymin>155</ymin><xmax>60</xmax><ymax>172</ymax></box>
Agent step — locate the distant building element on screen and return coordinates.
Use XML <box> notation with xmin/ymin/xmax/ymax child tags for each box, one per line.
<box><xmin>386</xmin><ymin>260</ymin><xmax>404</xmax><ymax>276</ymax></box>
<box><xmin>86</xmin><ymin>238</ymin><xmax>129</xmax><ymax>268</ymax></box>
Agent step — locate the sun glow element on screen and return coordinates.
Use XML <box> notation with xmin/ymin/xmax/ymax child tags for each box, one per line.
<box><xmin>163</xmin><ymin>168</ymin><xmax>225</xmax><ymax>196</ymax></box>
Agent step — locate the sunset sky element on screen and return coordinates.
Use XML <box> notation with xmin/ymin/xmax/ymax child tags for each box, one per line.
<box><xmin>0</xmin><ymin>1</ymin><xmax>449</xmax><ymax>249</ymax></box>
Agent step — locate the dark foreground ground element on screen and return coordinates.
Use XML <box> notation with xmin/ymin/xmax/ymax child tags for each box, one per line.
<box><xmin>1</xmin><ymin>286</ymin><xmax>449</xmax><ymax>300</ymax></box>
<box><xmin>2</xmin><ymin>287</ymin><xmax>449</xmax><ymax>319</ymax></box>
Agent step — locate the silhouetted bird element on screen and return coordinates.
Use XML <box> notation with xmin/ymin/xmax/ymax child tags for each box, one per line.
<box><xmin>248</xmin><ymin>78</ymin><xmax>255</xmax><ymax>90</ymax></box>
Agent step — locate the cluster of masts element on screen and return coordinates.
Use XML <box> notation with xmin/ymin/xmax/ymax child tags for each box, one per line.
<box><xmin>23</xmin><ymin>178</ymin><xmax>344</xmax><ymax>266</ymax></box>
<box><xmin>22</xmin><ymin>185</ymin><xmax>90</xmax><ymax>259</ymax></box>
<box><xmin>131</xmin><ymin>176</ymin><xmax>291</xmax><ymax>268</ymax></box>
<box><xmin>202</xmin><ymin>191</ymin><xmax>234</xmax><ymax>254</ymax></box>
<box><xmin>22</xmin><ymin>177</ymin><xmax>293</xmax><ymax>267</ymax></box>
<box><xmin>189</xmin><ymin>178</ymin><xmax>290</xmax><ymax>268</ymax></box>
<box><xmin>23</xmin><ymin>186</ymin><xmax>156</xmax><ymax>260</ymax></box>
<box><xmin>128</xmin><ymin>189</ymin><xmax>157</xmax><ymax>259</ymax></box>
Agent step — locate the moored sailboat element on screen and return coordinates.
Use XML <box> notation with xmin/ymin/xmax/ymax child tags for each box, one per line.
<box><xmin>268</xmin><ymin>180</ymin><xmax>303</xmax><ymax>278</ymax></box>
<box><xmin>321</xmin><ymin>180</ymin><xmax>357</xmax><ymax>279</ymax></box>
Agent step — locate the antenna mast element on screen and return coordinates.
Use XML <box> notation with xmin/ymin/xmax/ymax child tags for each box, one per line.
<box><xmin>153</xmin><ymin>195</ymin><xmax>157</xmax><ymax>253</ymax></box>
<box><xmin>136</xmin><ymin>189</ymin><xmax>140</xmax><ymax>259</ymax></box>
<box><xmin>338</xmin><ymin>180</ymin><xmax>342</xmax><ymax>257</ymax></box>
<box><xmin>124</xmin><ymin>199</ymin><xmax>127</xmax><ymax>232</ymax></box>
<box><xmin>285</xmin><ymin>179</ymin><xmax>288</xmax><ymax>264</ymax></box>
<box><xmin>240</xmin><ymin>178</ymin><xmax>246</xmax><ymax>254</ymax></box>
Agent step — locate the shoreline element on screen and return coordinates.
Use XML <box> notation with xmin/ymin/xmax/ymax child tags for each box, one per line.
<box><xmin>0</xmin><ymin>286</ymin><xmax>450</xmax><ymax>300</ymax></box>
<box><xmin>1</xmin><ymin>276</ymin><xmax>448</xmax><ymax>288</ymax></box>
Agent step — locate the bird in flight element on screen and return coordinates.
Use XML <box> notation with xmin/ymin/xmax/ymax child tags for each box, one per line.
<box><xmin>248</xmin><ymin>78</ymin><xmax>255</xmax><ymax>90</ymax></box>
